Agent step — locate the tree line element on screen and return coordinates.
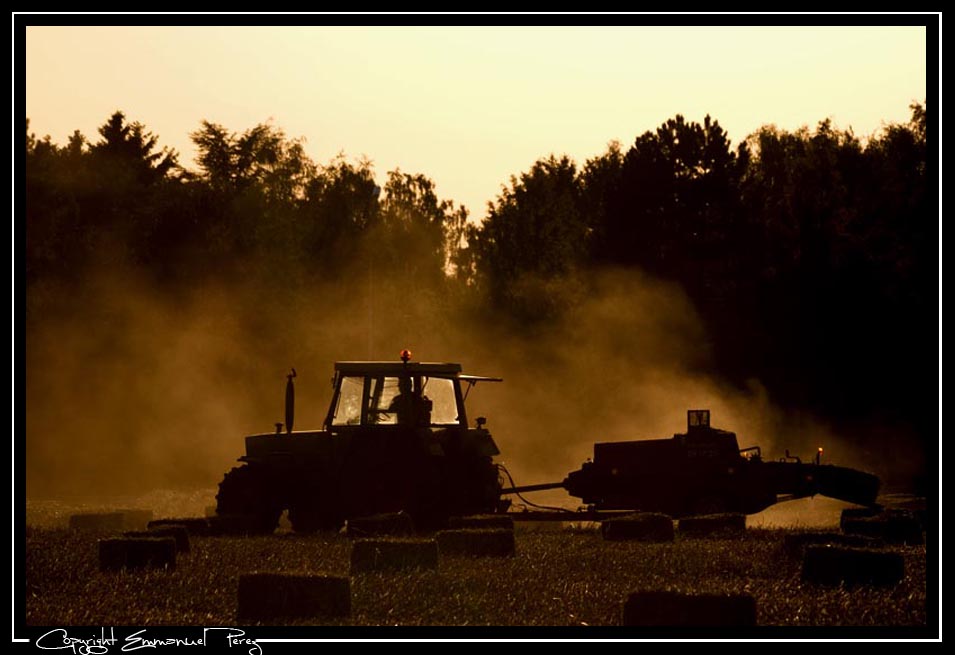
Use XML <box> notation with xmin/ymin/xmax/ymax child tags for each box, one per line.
<box><xmin>25</xmin><ymin>105</ymin><xmax>933</xmax><ymax>447</ymax></box>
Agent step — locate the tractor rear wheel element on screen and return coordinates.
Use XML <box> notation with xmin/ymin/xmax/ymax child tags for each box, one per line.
<box><xmin>215</xmin><ymin>465</ymin><xmax>282</xmax><ymax>535</ymax></box>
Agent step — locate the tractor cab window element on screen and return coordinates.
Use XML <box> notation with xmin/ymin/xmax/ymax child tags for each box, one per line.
<box><xmin>369</xmin><ymin>376</ymin><xmax>453</xmax><ymax>427</ymax></box>
<box><xmin>332</xmin><ymin>373</ymin><xmax>463</xmax><ymax>427</ymax></box>
<box><xmin>687</xmin><ymin>409</ymin><xmax>710</xmax><ymax>429</ymax></box>
<box><xmin>421</xmin><ymin>377</ymin><xmax>458</xmax><ymax>425</ymax></box>
<box><xmin>369</xmin><ymin>377</ymin><xmax>405</xmax><ymax>425</ymax></box>
<box><xmin>331</xmin><ymin>376</ymin><xmax>364</xmax><ymax>426</ymax></box>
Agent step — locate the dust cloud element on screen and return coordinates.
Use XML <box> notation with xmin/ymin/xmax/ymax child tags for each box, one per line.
<box><xmin>25</xmin><ymin>263</ymin><xmax>911</xmax><ymax>508</ymax></box>
<box><xmin>453</xmin><ymin>269</ymin><xmax>880</xmax><ymax>498</ymax></box>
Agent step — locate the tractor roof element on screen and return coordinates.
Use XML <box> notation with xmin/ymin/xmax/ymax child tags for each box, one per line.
<box><xmin>334</xmin><ymin>361</ymin><xmax>463</xmax><ymax>376</ymax></box>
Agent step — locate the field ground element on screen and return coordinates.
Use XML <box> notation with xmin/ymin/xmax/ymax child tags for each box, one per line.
<box><xmin>24</xmin><ymin>491</ymin><xmax>929</xmax><ymax>628</ymax></box>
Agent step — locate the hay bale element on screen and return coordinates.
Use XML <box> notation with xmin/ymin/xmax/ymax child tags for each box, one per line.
<box><xmin>69</xmin><ymin>512</ymin><xmax>125</xmax><ymax>532</ymax></box>
<box><xmin>782</xmin><ymin>531</ymin><xmax>883</xmax><ymax>558</ymax></box>
<box><xmin>205</xmin><ymin>505</ymin><xmax>218</xmax><ymax>517</ymax></box>
<box><xmin>98</xmin><ymin>539</ymin><xmax>126</xmax><ymax>571</ymax></box>
<box><xmin>98</xmin><ymin>539</ymin><xmax>128</xmax><ymax>570</ymax></box>
<box><xmin>840</xmin><ymin>507</ymin><xmax>881</xmax><ymax>529</ymax></box>
<box><xmin>124</xmin><ymin>537</ymin><xmax>177</xmax><ymax>569</ymax></box>
<box><xmin>350</xmin><ymin>538</ymin><xmax>438</xmax><ymax>573</ymax></box>
<box><xmin>98</xmin><ymin>537</ymin><xmax>177</xmax><ymax>571</ymax></box>
<box><xmin>802</xmin><ymin>545</ymin><xmax>904</xmax><ymax>586</ymax></box>
<box><xmin>880</xmin><ymin>498</ymin><xmax>928</xmax><ymax>531</ymax></box>
<box><xmin>601</xmin><ymin>513</ymin><xmax>674</xmax><ymax>542</ymax></box>
<box><xmin>882</xmin><ymin>509</ymin><xmax>926</xmax><ymax>541</ymax></box>
<box><xmin>124</xmin><ymin>526</ymin><xmax>190</xmax><ymax>553</ymax></box>
<box><xmin>345</xmin><ymin>512</ymin><xmax>414</xmax><ymax>538</ymax></box>
<box><xmin>448</xmin><ymin>515</ymin><xmax>514</xmax><ymax>530</ymax></box>
<box><xmin>148</xmin><ymin>518</ymin><xmax>212</xmax><ymax>536</ymax></box>
<box><xmin>237</xmin><ymin>573</ymin><xmax>350</xmax><ymax>621</ymax></box>
<box><xmin>116</xmin><ymin>509</ymin><xmax>153</xmax><ymax>530</ymax></box>
<box><xmin>843</xmin><ymin>514</ymin><xmax>923</xmax><ymax>545</ymax></box>
<box><xmin>436</xmin><ymin>529</ymin><xmax>515</xmax><ymax>557</ymax></box>
<box><xmin>678</xmin><ymin>513</ymin><xmax>747</xmax><ymax>538</ymax></box>
<box><xmin>622</xmin><ymin>591</ymin><xmax>757</xmax><ymax>626</ymax></box>
<box><xmin>841</xmin><ymin>516</ymin><xmax>884</xmax><ymax>538</ymax></box>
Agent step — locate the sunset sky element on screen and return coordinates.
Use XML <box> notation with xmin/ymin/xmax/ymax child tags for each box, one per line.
<box><xmin>24</xmin><ymin>24</ymin><xmax>928</xmax><ymax>220</ymax></box>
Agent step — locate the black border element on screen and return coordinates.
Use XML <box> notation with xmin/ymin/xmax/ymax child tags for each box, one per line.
<box><xmin>14</xmin><ymin>11</ymin><xmax>940</xmax><ymax>647</ymax></box>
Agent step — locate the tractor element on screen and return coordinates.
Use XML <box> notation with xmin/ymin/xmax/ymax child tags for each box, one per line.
<box><xmin>215</xmin><ymin>351</ymin><xmax>504</xmax><ymax>532</ymax></box>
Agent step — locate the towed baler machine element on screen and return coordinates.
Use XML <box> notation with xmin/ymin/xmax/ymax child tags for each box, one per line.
<box><xmin>503</xmin><ymin>409</ymin><xmax>880</xmax><ymax>519</ymax></box>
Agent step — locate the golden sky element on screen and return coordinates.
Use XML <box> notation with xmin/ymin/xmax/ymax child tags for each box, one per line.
<box><xmin>25</xmin><ymin>25</ymin><xmax>927</xmax><ymax>220</ymax></box>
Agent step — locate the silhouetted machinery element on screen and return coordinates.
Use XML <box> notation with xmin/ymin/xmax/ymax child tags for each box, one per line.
<box><xmin>503</xmin><ymin>409</ymin><xmax>880</xmax><ymax>517</ymax></box>
<box><xmin>215</xmin><ymin>351</ymin><xmax>504</xmax><ymax>533</ymax></box>
<box><xmin>215</xmin><ymin>356</ymin><xmax>880</xmax><ymax>533</ymax></box>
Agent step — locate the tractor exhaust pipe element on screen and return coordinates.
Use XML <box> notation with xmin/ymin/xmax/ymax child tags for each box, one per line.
<box><xmin>285</xmin><ymin>368</ymin><xmax>296</xmax><ymax>434</ymax></box>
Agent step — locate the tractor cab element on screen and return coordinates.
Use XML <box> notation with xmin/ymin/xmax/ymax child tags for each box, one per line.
<box><xmin>319</xmin><ymin>351</ymin><xmax>503</xmax><ymax>461</ymax></box>
<box><xmin>225</xmin><ymin>352</ymin><xmax>506</xmax><ymax>532</ymax></box>
<box><xmin>326</xmin><ymin>361</ymin><xmax>466</xmax><ymax>430</ymax></box>
<box><xmin>324</xmin><ymin>353</ymin><xmax>502</xmax><ymax>435</ymax></box>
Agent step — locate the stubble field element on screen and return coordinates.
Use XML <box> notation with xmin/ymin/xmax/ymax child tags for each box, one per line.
<box><xmin>24</xmin><ymin>493</ymin><xmax>929</xmax><ymax>630</ymax></box>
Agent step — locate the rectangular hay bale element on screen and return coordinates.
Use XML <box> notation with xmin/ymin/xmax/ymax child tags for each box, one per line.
<box><xmin>125</xmin><ymin>526</ymin><xmax>190</xmax><ymax>553</ymax></box>
<box><xmin>880</xmin><ymin>510</ymin><xmax>925</xmax><ymax>544</ymax></box>
<box><xmin>678</xmin><ymin>513</ymin><xmax>747</xmax><ymax>538</ymax></box>
<box><xmin>623</xmin><ymin>591</ymin><xmax>757</xmax><ymax>626</ymax></box>
<box><xmin>802</xmin><ymin>544</ymin><xmax>904</xmax><ymax>586</ymax></box>
<box><xmin>601</xmin><ymin>512</ymin><xmax>674</xmax><ymax>542</ymax></box>
<box><xmin>843</xmin><ymin>515</ymin><xmax>923</xmax><ymax>545</ymax></box>
<box><xmin>350</xmin><ymin>538</ymin><xmax>438</xmax><ymax>573</ymax></box>
<box><xmin>98</xmin><ymin>539</ymin><xmax>128</xmax><ymax>570</ymax></box>
<box><xmin>436</xmin><ymin>529</ymin><xmax>515</xmax><ymax>557</ymax></box>
<box><xmin>782</xmin><ymin>531</ymin><xmax>883</xmax><ymax>558</ymax></box>
<box><xmin>148</xmin><ymin>517</ymin><xmax>212</xmax><ymax>536</ymax></box>
<box><xmin>840</xmin><ymin>507</ymin><xmax>882</xmax><ymax>529</ymax></box>
<box><xmin>842</xmin><ymin>516</ymin><xmax>885</xmax><ymax>538</ymax></box>
<box><xmin>70</xmin><ymin>512</ymin><xmax>125</xmax><ymax>532</ymax></box>
<box><xmin>237</xmin><ymin>573</ymin><xmax>350</xmax><ymax>621</ymax></box>
<box><xmin>98</xmin><ymin>537</ymin><xmax>177</xmax><ymax>571</ymax></box>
